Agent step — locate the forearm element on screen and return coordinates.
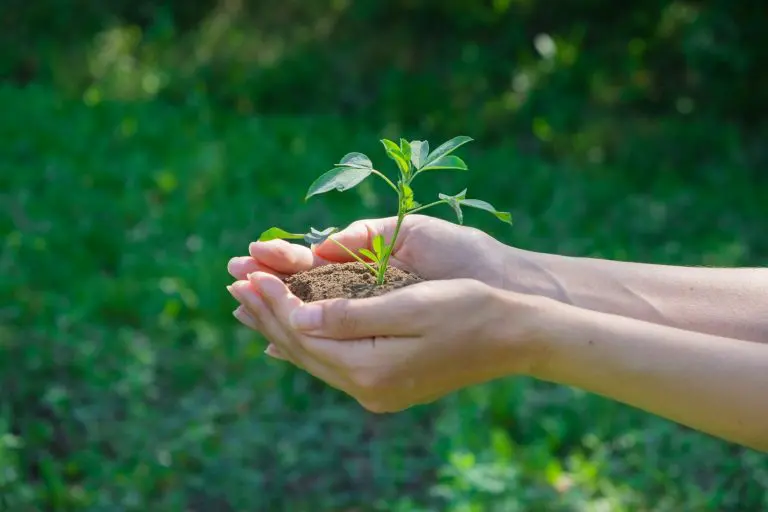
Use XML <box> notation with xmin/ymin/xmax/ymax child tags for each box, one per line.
<box><xmin>502</xmin><ymin>246</ymin><xmax>768</xmax><ymax>343</ymax></box>
<box><xmin>517</xmin><ymin>296</ymin><xmax>768</xmax><ymax>452</ymax></box>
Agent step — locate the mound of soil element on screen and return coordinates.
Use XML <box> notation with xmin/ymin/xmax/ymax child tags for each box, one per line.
<box><xmin>285</xmin><ymin>262</ymin><xmax>423</xmax><ymax>302</ymax></box>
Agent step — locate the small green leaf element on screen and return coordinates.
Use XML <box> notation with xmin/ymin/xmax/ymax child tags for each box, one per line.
<box><xmin>380</xmin><ymin>139</ymin><xmax>410</xmax><ymax>176</ymax></box>
<box><xmin>359</xmin><ymin>248</ymin><xmax>379</xmax><ymax>262</ymax></box>
<box><xmin>402</xmin><ymin>182</ymin><xmax>419</xmax><ymax>210</ymax></box>
<box><xmin>381</xmin><ymin>138</ymin><xmax>400</xmax><ymax>153</ymax></box>
<box><xmin>420</xmin><ymin>155</ymin><xmax>468</xmax><ymax>172</ymax></box>
<box><xmin>338</xmin><ymin>152</ymin><xmax>373</xmax><ymax>169</ymax></box>
<box><xmin>409</xmin><ymin>140</ymin><xmax>429</xmax><ymax>169</ymax></box>
<box><xmin>258</xmin><ymin>227</ymin><xmax>305</xmax><ymax>242</ymax></box>
<box><xmin>460</xmin><ymin>199</ymin><xmax>513</xmax><ymax>225</ymax></box>
<box><xmin>372</xmin><ymin>234</ymin><xmax>385</xmax><ymax>259</ymax></box>
<box><xmin>303</xmin><ymin>226</ymin><xmax>338</xmax><ymax>245</ymax></box>
<box><xmin>438</xmin><ymin>189</ymin><xmax>467</xmax><ymax>225</ymax></box>
<box><xmin>306</xmin><ymin>166</ymin><xmax>373</xmax><ymax>199</ymax></box>
<box><xmin>422</xmin><ymin>135</ymin><xmax>473</xmax><ymax>168</ymax></box>
<box><xmin>399</xmin><ymin>138</ymin><xmax>412</xmax><ymax>162</ymax></box>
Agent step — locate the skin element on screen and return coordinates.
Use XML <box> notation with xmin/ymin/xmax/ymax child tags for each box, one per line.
<box><xmin>227</xmin><ymin>215</ymin><xmax>768</xmax><ymax>452</ymax></box>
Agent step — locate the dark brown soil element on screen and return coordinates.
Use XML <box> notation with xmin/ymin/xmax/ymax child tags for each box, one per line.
<box><xmin>285</xmin><ymin>262</ymin><xmax>423</xmax><ymax>302</ymax></box>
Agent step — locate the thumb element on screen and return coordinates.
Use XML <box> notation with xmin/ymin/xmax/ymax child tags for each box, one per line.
<box><xmin>288</xmin><ymin>293</ymin><xmax>417</xmax><ymax>339</ymax></box>
<box><xmin>313</xmin><ymin>217</ymin><xmax>397</xmax><ymax>261</ymax></box>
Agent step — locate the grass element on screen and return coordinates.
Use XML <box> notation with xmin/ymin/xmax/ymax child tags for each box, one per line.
<box><xmin>1</xmin><ymin>83</ymin><xmax>767</xmax><ymax>511</ymax></box>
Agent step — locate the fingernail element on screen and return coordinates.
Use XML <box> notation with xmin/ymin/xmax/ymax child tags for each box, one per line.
<box><xmin>264</xmin><ymin>344</ymin><xmax>287</xmax><ymax>360</ymax></box>
<box><xmin>233</xmin><ymin>306</ymin><xmax>258</xmax><ymax>330</ymax></box>
<box><xmin>227</xmin><ymin>284</ymin><xmax>242</xmax><ymax>301</ymax></box>
<box><xmin>289</xmin><ymin>304</ymin><xmax>322</xmax><ymax>331</ymax></box>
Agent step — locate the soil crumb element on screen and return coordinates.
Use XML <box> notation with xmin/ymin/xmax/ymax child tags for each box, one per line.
<box><xmin>285</xmin><ymin>262</ymin><xmax>423</xmax><ymax>302</ymax></box>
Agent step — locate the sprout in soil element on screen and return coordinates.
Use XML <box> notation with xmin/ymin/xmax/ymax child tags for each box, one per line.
<box><xmin>258</xmin><ymin>136</ymin><xmax>512</xmax><ymax>286</ymax></box>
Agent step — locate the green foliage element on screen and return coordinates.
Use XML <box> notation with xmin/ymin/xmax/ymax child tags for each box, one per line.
<box><xmin>4</xmin><ymin>0</ymin><xmax>768</xmax><ymax>505</ymax></box>
<box><xmin>3</xmin><ymin>84</ymin><xmax>767</xmax><ymax>511</ymax></box>
<box><xmin>6</xmin><ymin>0</ymin><xmax>768</xmax><ymax>171</ymax></box>
<box><xmin>306</xmin><ymin>153</ymin><xmax>374</xmax><ymax>199</ymax></box>
<box><xmin>261</xmin><ymin>135</ymin><xmax>511</xmax><ymax>285</ymax></box>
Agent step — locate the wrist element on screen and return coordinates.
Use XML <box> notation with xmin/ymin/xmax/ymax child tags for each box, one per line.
<box><xmin>498</xmin><ymin>245</ymin><xmax>575</xmax><ymax>303</ymax></box>
<box><xmin>484</xmin><ymin>285</ymin><xmax>565</xmax><ymax>379</ymax></box>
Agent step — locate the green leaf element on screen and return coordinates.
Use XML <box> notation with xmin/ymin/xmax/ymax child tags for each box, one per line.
<box><xmin>381</xmin><ymin>138</ymin><xmax>400</xmax><ymax>154</ymax></box>
<box><xmin>372</xmin><ymin>233</ymin><xmax>385</xmax><ymax>259</ymax></box>
<box><xmin>305</xmin><ymin>166</ymin><xmax>373</xmax><ymax>199</ymax></box>
<box><xmin>438</xmin><ymin>189</ymin><xmax>467</xmax><ymax>225</ymax></box>
<box><xmin>258</xmin><ymin>227</ymin><xmax>305</xmax><ymax>242</ymax></box>
<box><xmin>422</xmin><ymin>135</ymin><xmax>473</xmax><ymax>168</ymax></box>
<box><xmin>359</xmin><ymin>248</ymin><xmax>379</xmax><ymax>262</ymax></box>
<box><xmin>380</xmin><ymin>139</ymin><xmax>410</xmax><ymax>176</ymax></box>
<box><xmin>460</xmin><ymin>199</ymin><xmax>513</xmax><ymax>225</ymax></box>
<box><xmin>420</xmin><ymin>155</ymin><xmax>468</xmax><ymax>172</ymax></box>
<box><xmin>399</xmin><ymin>138</ymin><xmax>412</xmax><ymax>162</ymax></box>
<box><xmin>402</xmin><ymin>182</ymin><xmax>419</xmax><ymax>210</ymax></box>
<box><xmin>409</xmin><ymin>140</ymin><xmax>429</xmax><ymax>169</ymax></box>
<box><xmin>303</xmin><ymin>226</ymin><xmax>338</xmax><ymax>245</ymax></box>
<box><xmin>337</xmin><ymin>152</ymin><xmax>373</xmax><ymax>169</ymax></box>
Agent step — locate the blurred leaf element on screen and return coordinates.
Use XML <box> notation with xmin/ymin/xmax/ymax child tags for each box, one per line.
<box><xmin>258</xmin><ymin>227</ymin><xmax>304</xmax><ymax>242</ymax></box>
<box><xmin>372</xmin><ymin>233</ymin><xmax>385</xmax><ymax>259</ymax></box>
<box><xmin>359</xmin><ymin>248</ymin><xmax>378</xmax><ymax>262</ymax></box>
<box><xmin>303</xmin><ymin>227</ymin><xmax>337</xmax><ymax>245</ymax></box>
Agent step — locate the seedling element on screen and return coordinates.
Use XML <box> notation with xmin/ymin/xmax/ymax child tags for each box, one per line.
<box><xmin>258</xmin><ymin>136</ymin><xmax>512</xmax><ymax>285</ymax></box>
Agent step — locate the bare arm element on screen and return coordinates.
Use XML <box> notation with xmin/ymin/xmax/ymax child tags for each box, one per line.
<box><xmin>513</xmin><ymin>295</ymin><xmax>768</xmax><ymax>452</ymax></box>
<box><xmin>502</xmin><ymin>246</ymin><xmax>768</xmax><ymax>343</ymax></box>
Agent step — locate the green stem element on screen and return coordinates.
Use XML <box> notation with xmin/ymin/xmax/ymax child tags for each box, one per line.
<box><xmin>406</xmin><ymin>199</ymin><xmax>447</xmax><ymax>215</ymax></box>
<box><xmin>376</xmin><ymin>207</ymin><xmax>406</xmax><ymax>285</ymax></box>
<box><xmin>328</xmin><ymin>238</ymin><xmax>378</xmax><ymax>276</ymax></box>
<box><xmin>371</xmin><ymin>170</ymin><xmax>399</xmax><ymax>194</ymax></box>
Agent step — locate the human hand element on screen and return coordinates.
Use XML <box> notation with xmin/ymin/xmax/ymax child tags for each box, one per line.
<box><xmin>227</xmin><ymin>272</ymin><xmax>543</xmax><ymax>412</ymax></box>
<box><xmin>227</xmin><ymin>214</ymin><xmax>513</xmax><ymax>288</ymax></box>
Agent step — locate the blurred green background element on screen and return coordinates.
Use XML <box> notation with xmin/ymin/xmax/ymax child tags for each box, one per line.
<box><xmin>2</xmin><ymin>1</ymin><xmax>767</xmax><ymax>510</ymax></box>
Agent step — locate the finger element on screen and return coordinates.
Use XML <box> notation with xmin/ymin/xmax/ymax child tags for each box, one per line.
<box><xmin>230</xmin><ymin>279</ymin><xmax>304</xmax><ymax>366</ymax></box>
<box><xmin>312</xmin><ymin>218</ymin><xmax>397</xmax><ymax>261</ymax></box>
<box><xmin>234</xmin><ymin>278</ymin><xmax>351</xmax><ymax>390</ymax></box>
<box><xmin>247</xmin><ymin>272</ymin><xmax>303</xmax><ymax>322</ymax></box>
<box><xmin>285</xmin><ymin>286</ymin><xmax>426</xmax><ymax>340</ymax></box>
<box><xmin>233</xmin><ymin>304</ymin><xmax>261</xmax><ymax>330</ymax></box>
<box><xmin>248</xmin><ymin>239</ymin><xmax>326</xmax><ymax>275</ymax></box>
<box><xmin>232</xmin><ymin>305</ymin><xmax>287</xmax><ymax>360</ymax></box>
<box><xmin>264</xmin><ymin>343</ymin><xmax>288</xmax><ymax>360</ymax></box>
<box><xmin>246</xmin><ymin>272</ymin><xmax>352</xmax><ymax>367</ymax></box>
<box><xmin>228</xmin><ymin>256</ymin><xmax>285</xmax><ymax>280</ymax></box>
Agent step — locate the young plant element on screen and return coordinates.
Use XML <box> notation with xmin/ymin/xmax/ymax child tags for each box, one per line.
<box><xmin>258</xmin><ymin>136</ymin><xmax>512</xmax><ymax>285</ymax></box>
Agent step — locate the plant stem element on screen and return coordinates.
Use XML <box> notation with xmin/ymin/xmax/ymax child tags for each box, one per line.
<box><xmin>328</xmin><ymin>238</ymin><xmax>379</xmax><ymax>275</ymax></box>
<box><xmin>406</xmin><ymin>199</ymin><xmax>447</xmax><ymax>215</ymax></box>
<box><xmin>376</xmin><ymin>204</ymin><xmax>406</xmax><ymax>285</ymax></box>
<box><xmin>371</xmin><ymin>170</ymin><xmax>399</xmax><ymax>194</ymax></box>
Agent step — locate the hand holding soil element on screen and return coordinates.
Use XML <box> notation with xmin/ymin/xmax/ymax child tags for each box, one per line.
<box><xmin>227</xmin><ymin>135</ymin><xmax>768</xmax><ymax>451</ymax></box>
<box><xmin>228</xmin><ymin>272</ymin><xmax>542</xmax><ymax>413</ymax></box>
<box><xmin>227</xmin><ymin>214</ymin><xmax>512</xmax><ymax>299</ymax></box>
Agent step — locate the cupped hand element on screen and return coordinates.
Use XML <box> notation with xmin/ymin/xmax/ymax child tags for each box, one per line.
<box><xmin>227</xmin><ymin>214</ymin><xmax>512</xmax><ymax>288</ymax></box>
<box><xmin>226</xmin><ymin>272</ymin><xmax>542</xmax><ymax>413</ymax></box>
